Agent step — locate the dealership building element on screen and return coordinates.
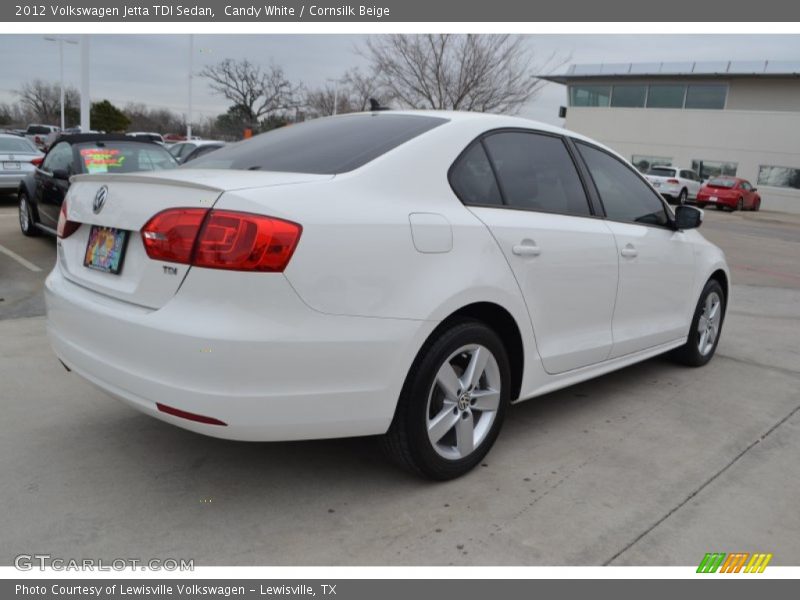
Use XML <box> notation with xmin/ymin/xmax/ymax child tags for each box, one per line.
<box><xmin>541</xmin><ymin>61</ymin><xmax>800</xmax><ymax>213</ymax></box>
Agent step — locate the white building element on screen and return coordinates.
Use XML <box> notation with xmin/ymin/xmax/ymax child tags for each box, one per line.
<box><xmin>541</xmin><ymin>61</ymin><xmax>800</xmax><ymax>213</ymax></box>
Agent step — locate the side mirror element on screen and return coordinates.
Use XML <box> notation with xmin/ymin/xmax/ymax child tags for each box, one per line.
<box><xmin>675</xmin><ymin>205</ymin><xmax>703</xmax><ymax>230</ymax></box>
<box><xmin>751</xmin><ymin>187</ymin><xmax>757</xmax><ymax>192</ymax></box>
<box><xmin>52</xmin><ymin>168</ymin><xmax>70</xmax><ymax>181</ymax></box>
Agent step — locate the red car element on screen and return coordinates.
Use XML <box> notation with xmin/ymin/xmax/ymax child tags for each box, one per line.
<box><xmin>696</xmin><ymin>176</ymin><xmax>761</xmax><ymax>211</ymax></box>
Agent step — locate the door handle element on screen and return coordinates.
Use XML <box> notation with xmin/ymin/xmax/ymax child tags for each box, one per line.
<box><xmin>512</xmin><ymin>241</ymin><xmax>541</xmax><ymax>257</ymax></box>
<box><xmin>620</xmin><ymin>244</ymin><xmax>638</xmax><ymax>258</ymax></box>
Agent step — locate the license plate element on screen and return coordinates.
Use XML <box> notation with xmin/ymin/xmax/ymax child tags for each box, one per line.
<box><xmin>709</xmin><ymin>196</ymin><xmax>718</xmax><ymax>202</ymax></box>
<box><xmin>83</xmin><ymin>226</ymin><xmax>129</xmax><ymax>275</ymax></box>
<box><xmin>2</xmin><ymin>161</ymin><xmax>20</xmax><ymax>170</ymax></box>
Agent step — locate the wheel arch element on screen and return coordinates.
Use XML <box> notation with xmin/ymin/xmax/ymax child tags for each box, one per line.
<box><xmin>426</xmin><ymin>301</ymin><xmax>525</xmax><ymax>402</ymax></box>
<box><xmin>709</xmin><ymin>269</ymin><xmax>729</xmax><ymax>303</ymax></box>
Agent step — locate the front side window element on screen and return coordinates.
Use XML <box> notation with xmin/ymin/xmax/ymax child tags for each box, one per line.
<box><xmin>569</xmin><ymin>85</ymin><xmax>611</xmax><ymax>107</ymax></box>
<box><xmin>577</xmin><ymin>142</ymin><xmax>669</xmax><ymax>227</ymax></box>
<box><xmin>758</xmin><ymin>165</ymin><xmax>800</xmax><ymax>190</ymax></box>
<box><xmin>42</xmin><ymin>142</ymin><xmax>74</xmax><ymax>173</ymax></box>
<box><xmin>482</xmin><ymin>132</ymin><xmax>592</xmax><ymax>217</ymax></box>
<box><xmin>449</xmin><ymin>143</ymin><xmax>502</xmax><ymax>207</ymax></box>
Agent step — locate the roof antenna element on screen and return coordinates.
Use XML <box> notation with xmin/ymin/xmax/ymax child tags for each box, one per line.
<box><xmin>369</xmin><ymin>98</ymin><xmax>389</xmax><ymax>111</ymax></box>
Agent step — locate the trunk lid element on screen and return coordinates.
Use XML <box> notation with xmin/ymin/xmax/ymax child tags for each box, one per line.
<box><xmin>58</xmin><ymin>169</ymin><xmax>332</xmax><ymax>308</ymax></box>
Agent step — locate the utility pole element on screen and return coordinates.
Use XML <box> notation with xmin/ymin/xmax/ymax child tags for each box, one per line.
<box><xmin>80</xmin><ymin>35</ymin><xmax>90</xmax><ymax>131</ymax></box>
<box><xmin>187</xmin><ymin>34</ymin><xmax>193</xmax><ymax>140</ymax></box>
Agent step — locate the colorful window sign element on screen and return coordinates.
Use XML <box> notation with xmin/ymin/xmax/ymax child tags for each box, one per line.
<box><xmin>80</xmin><ymin>148</ymin><xmax>126</xmax><ymax>173</ymax></box>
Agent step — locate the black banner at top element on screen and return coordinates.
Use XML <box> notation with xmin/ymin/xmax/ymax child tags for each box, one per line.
<box><xmin>3</xmin><ymin>0</ymin><xmax>798</xmax><ymax>22</ymax></box>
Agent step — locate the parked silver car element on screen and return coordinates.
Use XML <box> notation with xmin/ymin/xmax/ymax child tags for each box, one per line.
<box><xmin>0</xmin><ymin>134</ymin><xmax>42</xmax><ymax>192</ymax></box>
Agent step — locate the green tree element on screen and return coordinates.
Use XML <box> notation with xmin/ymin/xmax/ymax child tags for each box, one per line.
<box><xmin>90</xmin><ymin>100</ymin><xmax>130</xmax><ymax>132</ymax></box>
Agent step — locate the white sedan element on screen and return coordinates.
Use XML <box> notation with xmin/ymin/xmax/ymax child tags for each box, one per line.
<box><xmin>45</xmin><ymin>111</ymin><xmax>729</xmax><ymax>479</ymax></box>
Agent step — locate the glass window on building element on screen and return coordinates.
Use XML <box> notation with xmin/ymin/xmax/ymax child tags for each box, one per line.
<box><xmin>691</xmin><ymin>160</ymin><xmax>738</xmax><ymax>181</ymax></box>
<box><xmin>757</xmin><ymin>165</ymin><xmax>800</xmax><ymax>190</ymax></box>
<box><xmin>684</xmin><ymin>84</ymin><xmax>727</xmax><ymax>109</ymax></box>
<box><xmin>610</xmin><ymin>85</ymin><xmax>647</xmax><ymax>108</ymax></box>
<box><xmin>631</xmin><ymin>155</ymin><xmax>673</xmax><ymax>173</ymax></box>
<box><xmin>646</xmin><ymin>84</ymin><xmax>686</xmax><ymax>108</ymax></box>
<box><xmin>569</xmin><ymin>85</ymin><xmax>611</xmax><ymax>107</ymax></box>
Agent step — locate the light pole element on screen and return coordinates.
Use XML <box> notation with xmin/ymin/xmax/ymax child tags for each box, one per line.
<box><xmin>44</xmin><ymin>36</ymin><xmax>78</xmax><ymax>130</ymax></box>
<box><xmin>187</xmin><ymin>34</ymin><xmax>194</xmax><ymax>140</ymax></box>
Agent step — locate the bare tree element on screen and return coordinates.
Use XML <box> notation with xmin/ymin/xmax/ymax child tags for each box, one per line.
<box><xmin>200</xmin><ymin>59</ymin><xmax>301</xmax><ymax>127</ymax></box>
<box><xmin>362</xmin><ymin>34</ymin><xmax>566</xmax><ymax>114</ymax></box>
<box><xmin>305</xmin><ymin>68</ymin><xmax>387</xmax><ymax>118</ymax></box>
<box><xmin>16</xmin><ymin>79</ymin><xmax>80</xmax><ymax>125</ymax></box>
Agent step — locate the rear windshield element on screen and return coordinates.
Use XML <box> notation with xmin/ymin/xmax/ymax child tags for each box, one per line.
<box><xmin>75</xmin><ymin>141</ymin><xmax>177</xmax><ymax>174</ymax></box>
<box><xmin>185</xmin><ymin>113</ymin><xmax>449</xmax><ymax>174</ymax></box>
<box><xmin>707</xmin><ymin>178</ymin><xmax>737</xmax><ymax>188</ymax></box>
<box><xmin>27</xmin><ymin>125</ymin><xmax>55</xmax><ymax>135</ymax></box>
<box><xmin>0</xmin><ymin>137</ymin><xmax>38</xmax><ymax>153</ymax></box>
<box><xmin>647</xmin><ymin>167</ymin><xmax>676</xmax><ymax>177</ymax></box>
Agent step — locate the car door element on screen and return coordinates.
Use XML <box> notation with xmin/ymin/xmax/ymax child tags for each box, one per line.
<box><xmin>575</xmin><ymin>142</ymin><xmax>696</xmax><ymax>358</ymax></box>
<box><xmin>451</xmin><ymin>131</ymin><xmax>619</xmax><ymax>374</ymax></box>
<box><xmin>34</xmin><ymin>141</ymin><xmax>70</xmax><ymax>228</ymax></box>
<box><xmin>739</xmin><ymin>180</ymin><xmax>756</xmax><ymax>208</ymax></box>
<box><xmin>682</xmin><ymin>169</ymin><xmax>702</xmax><ymax>199</ymax></box>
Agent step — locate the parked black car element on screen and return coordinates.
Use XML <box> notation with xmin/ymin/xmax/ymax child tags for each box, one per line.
<box><xmin>18</xmin><ymin>134</ymin><xmax>178</xmax><ymax>237</ymax></box>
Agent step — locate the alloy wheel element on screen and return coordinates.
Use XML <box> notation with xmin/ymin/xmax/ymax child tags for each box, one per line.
<box><xmin>697</xmin><ymin>291</ymin><xmax>722</xmax><ymax>356</ymax></box>
<box><xmin>425</xmin><ymin>344</ymin><xmax>501</xmax><ymax>460</ymax></box>
<box><xmin>19</xmin><ymin>196</ymin><xmax>30</xmax><ymax>232</ymax></box>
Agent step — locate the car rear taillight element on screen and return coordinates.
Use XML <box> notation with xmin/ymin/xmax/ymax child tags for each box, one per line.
<box><xmin>141</xmin><ymin>208</ymin><xmax>208</xmax><ymax>264</ymax></box>
<box><xmin>31</xmin><ymin>156</ymin><xmax>44</xmax><ymax>167</ymax></box>
<box><xmin>57</xmin><ymin>200</ymin><xmax>81</xmax><ymax>239</ymax></box>
<box><xmin>141</xmin><ymin>208</ymin><xmax>302</xmax><ymax>272</ymax></box>
<box><xmin>667</xmin><ymin>179</ymin><xmax>680</xmax><ymax>184</ymax></box>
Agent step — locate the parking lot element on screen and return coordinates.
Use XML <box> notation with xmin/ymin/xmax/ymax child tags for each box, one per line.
<box><xmin>1</xmin><ymin>190</ymin><xmax>798</xmax><ymax>566</ymax></box>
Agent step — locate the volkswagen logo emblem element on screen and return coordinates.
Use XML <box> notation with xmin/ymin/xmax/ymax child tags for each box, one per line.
<box><xmin>93</xmin><ymin>186</ymin><xmax>108</xmax><ymax>214</ymax></box>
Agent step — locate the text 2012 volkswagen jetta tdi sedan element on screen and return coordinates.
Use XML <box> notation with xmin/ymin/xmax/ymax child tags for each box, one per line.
<box><xmin>46</xmin><ymin>111</ymin><xmax>728</xmax><ymax>479</ymax></box>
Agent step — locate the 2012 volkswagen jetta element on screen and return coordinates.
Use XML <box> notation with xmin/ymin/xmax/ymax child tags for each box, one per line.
<box><xmin>45</xmin><ymin>111</ymin><xmax>728</xmax><ymax>479</ymax></box>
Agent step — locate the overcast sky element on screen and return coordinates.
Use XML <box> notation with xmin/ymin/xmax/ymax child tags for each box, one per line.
<box><xmin>1</xmin><ymin>34</ymin><xmax>799</xmax><ymax>125</ymax></box>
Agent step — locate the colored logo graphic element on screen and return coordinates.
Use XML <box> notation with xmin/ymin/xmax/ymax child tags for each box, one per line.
<box><xmin>697</xmin><ymin>552</ymin><xmax>772</xmax><ymax>573</ymax></box>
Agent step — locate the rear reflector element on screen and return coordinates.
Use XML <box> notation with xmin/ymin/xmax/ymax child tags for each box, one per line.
<box><xmin>156</xmin><ymin>402</ymin><xmax>227</xmax><ymax>426</ymax></box>
<box><xmin>141</xmin><ymin>208</ymin><xmax>302</xmax><ymax>272</ymax></box>
<box><xmin>57</xmin><ymin>199</ymin><xmax>81</xmax><ymax>239</ymax></box>
<box><xmin>667</xmin><ymin>179</ymin><xmax>680</xmax><ymax>184</ymax></box>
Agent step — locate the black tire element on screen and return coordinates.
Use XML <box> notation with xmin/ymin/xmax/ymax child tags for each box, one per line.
<box><xmin>670</xmin><ymin>279</ymin><xmax>726</xmax><ymax>367</ymax></box>
<box><xmin>715</xmin><ymin>204</ymin><xmax>724</xmax><ymax>210</ymax></box>
<box><xmin>678</xmin><ymin>188</ymin><xmax>688</xmax><ymax>205</ymax></box>
<box><xmin>382</xmin><ymin>319</ymin><xmax>511</xmax><ymax>480</ymax></box>
<box><xmin>736</xmin><ymin>197</ymin><xmax>744</xmax><ymax>211</ymax></box>
<box><xmin>753</xmin><ymin>199</ymin><xmax>761</xmax><ymax>212</ymax></box>
<box><xmin>18</xmin><ymin>191</ymin><xmax>39</xmax><ymax>237</ymax></box>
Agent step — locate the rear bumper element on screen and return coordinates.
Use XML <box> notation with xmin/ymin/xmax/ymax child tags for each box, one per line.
<box><xmin>0</xmin><ymin>172</ymin><xmax>25</xmax><ymax>189</ymax></box>
<box><xmin>45</xmin><ymin>266</ymin><xmax>435</xmax><ymax>441</ymax></box>
<box><xmin>697</xmin><ymin>197</ymin><xmax>735</xmax><ymax>208</ymax></box>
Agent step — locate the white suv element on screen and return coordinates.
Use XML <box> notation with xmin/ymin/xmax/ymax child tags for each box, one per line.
<box><xmin>644</xmin><ymin>166</ymin><xmax>702</xmax><ymax>205</ymax></box>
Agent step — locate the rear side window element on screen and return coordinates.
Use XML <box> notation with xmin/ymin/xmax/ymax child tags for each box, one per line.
<box><xmin>187</xmin><ymin>113</ymin><xmax>448</xmax><ymax>174</ymax></box>
<box><xmin>449</xmin><ymin>143</ymin><xmax>502</xmax><ymax>206</ymax></box>
<box><xmin>577</xmin><ymin>142</ymin><xmax>669</xmax><ymax>227</ymax></box>
<box><xmin>482</xmin><ymin>132</ymin><xmax>592</xmax><ymax>217</ymax></box>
